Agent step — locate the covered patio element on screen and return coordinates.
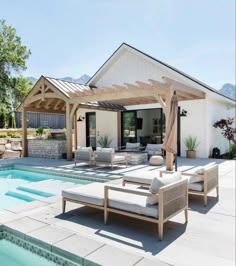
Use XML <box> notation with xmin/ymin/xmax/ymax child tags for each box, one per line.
<box><xmin>18</xmin><ymin>75</ymin><xmax>205</xmax><ymax>170</ymax></box>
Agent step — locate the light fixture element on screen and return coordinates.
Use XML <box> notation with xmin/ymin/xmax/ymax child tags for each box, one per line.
<box><xmin>77</xmin><ymin>115</ymin><xmax>85</xmax><ymax>122</ymax></box>
<box><xmin>180</xmin><ymin>109</ymin><xmax>187</xmax><ymax>117</ymax></box>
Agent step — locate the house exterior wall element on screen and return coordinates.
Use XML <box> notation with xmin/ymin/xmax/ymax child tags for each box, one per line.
<box><xmin>76</xmin><ymin>108</ymin><xmax>118</xmax><ymax>149</ymax></box>
<box><xmin>205</xmin><ymin>96</ymin><xmax>235</xmax><ymax>156</ymax></box>
<box><xmin>86</xmin><ymin>46</ymin><xmax>236</xmax><ymax>158</ymax></box>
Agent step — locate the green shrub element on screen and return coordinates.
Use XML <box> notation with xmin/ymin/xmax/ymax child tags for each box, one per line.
<box><xmin>0</xmin><ymin>112</ymin><xmax>7</xmax><ymax>128</ymax></box>
<box><xmin>231</xmin><ymin>144</ymin><xmax>236</xmax><ymax>158</ymax></box>
<box><xmin>0</xmin><ymin>134</ymin><xmax>7</xmax><ymax>138</ymax></box>
<box><xmin>36</xmin><ymin>127</ymin><xmax>44</xmax><ymax>136</ymax></box>
<box><xmin>98</xmin><ymin>134</ymin><xmax>112</xmax><ymax>148</ymax></box>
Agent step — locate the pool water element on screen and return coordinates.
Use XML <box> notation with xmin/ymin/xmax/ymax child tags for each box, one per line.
<box><xmin>0</xmin><ymin>239</ymin><xmax>58</xmax><ymax>266</ymax></box>
<box><xmin>0</xmin><ymin>169</ymin><xmax>91</xmax><ymax>209</ymax></box>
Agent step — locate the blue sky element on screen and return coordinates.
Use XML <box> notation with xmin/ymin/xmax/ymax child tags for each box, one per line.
<box><xmin>0</xmin><ymin>0</ymin><xmax>235</xmax><ymax>89</ymax></box>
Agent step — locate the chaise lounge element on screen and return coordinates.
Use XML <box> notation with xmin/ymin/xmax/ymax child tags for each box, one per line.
<box><xmin>62</xmin><ymin>175</ymin><xmax>188</xmax><ymax>240</ymax></box>
<box><xmin>123</xmin><ymin>163</ymin><xmax>219</xmax><ymax>206</ymax></box>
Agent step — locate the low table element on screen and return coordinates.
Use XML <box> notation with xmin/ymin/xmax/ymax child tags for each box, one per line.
<box><xmin>126</xmin><ymin>152</ymin><xmax>148</xmax><ymax>165</ymax></box>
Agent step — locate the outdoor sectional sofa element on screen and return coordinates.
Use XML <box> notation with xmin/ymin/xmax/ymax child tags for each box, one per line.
<box><xmin>62</xmin><ymin>175</ymin><xmax>188</xmax><ymax>240</ymax></box>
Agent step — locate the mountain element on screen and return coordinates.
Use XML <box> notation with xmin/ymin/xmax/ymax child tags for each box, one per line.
<box><xmin>26</xmin><ymin>74</ymin><xmax>90</xmax><ymax>85</ymax></box>
<box><xmin>60</xmin><ymin>74</ymin><xmax>90</xmax><ymax>84</ymax></box>
<box><xmin>219</xmin><ymin>83</ymin><xmax>236</xmax><ymax>100</ymax></box>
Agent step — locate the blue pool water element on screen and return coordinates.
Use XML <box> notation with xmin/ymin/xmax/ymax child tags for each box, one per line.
<box><xmin>0</xmin><ymin>239</ymin><xmax>58</xmax><ymax>266</ymax></box>
<box><xmin>0</xmin><ymin>169</ymin><xmax>91</xmax><ymax>209</ymax></box>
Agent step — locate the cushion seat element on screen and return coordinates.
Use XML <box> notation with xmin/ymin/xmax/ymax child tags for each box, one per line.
<box><xmin>123</xmin><ymin>175</ymin><xmax>153</xmax><ymax>185</ymax></box>
<box><xmin>62</xmin><ymin>183</ymin><xmax>159</xmax><ymax>218</ymax></box>
<box><xmin>188</xmin><ymin>181</ymin><xmax>204</xmax><ymax>192</ymax></box>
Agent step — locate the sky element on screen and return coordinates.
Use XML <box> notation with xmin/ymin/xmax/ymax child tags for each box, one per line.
<box><xmin>0</xmin><ymin>0</ymin><xmax>235</xmax><ymax>90</ymax></box>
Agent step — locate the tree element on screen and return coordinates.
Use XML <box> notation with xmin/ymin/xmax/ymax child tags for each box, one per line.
<box><xmin>213</xmin><ymin>117</ymin><xmax>236</xmax><ymax>144</ymax></box>
<box><xmin>0</xmin><ymin>19</ymin><xmax>31</xmax><ymax>128</ymax></box>
<box><xmin>213</xmin><ymin>117</ymin><xmax>236</xmax><ymax>157</ymax></box>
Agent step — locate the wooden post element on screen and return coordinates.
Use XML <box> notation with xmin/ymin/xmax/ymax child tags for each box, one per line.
<box><xmin>22</xmin><ymin>106</ymin><xmax>28</xmax><ymax>157</ymax></box>
<box><xmin>165</xmin><ymin>89</ymin><xmax>174</xmax><ymax>171</ymax></box>
<box><xmin>117</xmin><ymin>111</ymin><xmax>121</xmax><ymax>149</ymax></box>
<box><xmin>74</xmin><ymin>112</ymin><xmax>78</xmax><ymax>150</ymax></box>
<box><xmin>66</xmin><ymin>102</ymin><xmax>73</xmax><ymax>160</ymax></box>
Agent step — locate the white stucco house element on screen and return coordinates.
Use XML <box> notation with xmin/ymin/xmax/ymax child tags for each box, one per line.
<box><xmin>18</xmin><ymin>43</ymin><xmax>235</xmax><ymax>160</ymax></box>
<box><xmin>76</xmin><ymin>43</ymin><xmax>235</xmax><ymax>158</ymax></box>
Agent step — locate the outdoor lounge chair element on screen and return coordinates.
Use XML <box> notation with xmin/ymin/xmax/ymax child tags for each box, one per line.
<box><xmin>123</xmin><ymin>163</ymin><xmax>219</xmax><ymax>206</ymax></box>
<box><xmin>144</xmin><ymin>143</ymin><xmax>164</xmax><ymax>157</ymax></box>
<box><xmin>120</xmin><ymin>142</ymin><xmax>141</xmax><ymax>152</ymax></box>
<box><xmin>179</xmin><ymin>163</ymin><xmax>219</xmax><ymax>206</ymax></box>
<box><xmin>62</xmin><ymin>176</ymin><xmax>188</xmax><ymax>240</ymax></box>
<box><xmin>74</xmin><ymin>147</ymin><xmax>94</xmax><ymax>167</ymax></box>
<box><xmin>94</xmin><ymin>148</ymin><xmax>127</xmax><ymax>169</ymax></box>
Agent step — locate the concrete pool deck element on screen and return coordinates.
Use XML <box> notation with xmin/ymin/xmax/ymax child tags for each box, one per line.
<box><xmin>0</xmin><ymin>157</ymin><xmax>235</xmax><ymax>266</ymax></box>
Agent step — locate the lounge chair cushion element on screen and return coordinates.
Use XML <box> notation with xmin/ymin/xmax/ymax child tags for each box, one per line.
<box><xmin>185</xmin><ymin>162</ymin><xmax>216</xmax><ymax>183</ymax></box>
<box><xmin>113</xmin><ymin>155</ymin><xmax>126</xmax><ymax>162</ymax></box>
<box><xmin>108</xmin><ymin>190</ymin><xmax>159</xmax><ymax>218</ymax></box>
<box><xmin>123</xmin><ymin>175</ymin><xmax>153</xmax><ymax>185</ymax></box>
<box><xmin>77</xmin><ymin>146</ymin><xmax>93</xmax><ymax>151</ymax></box>
<box><xmin>96</xmin><ymin>147</ymin><xmax>114</xmax><ymax>153</ymax></box>
<box><xmin>188</xmin><ymin>181</ymin><xmax>203</xmax><ymax>192</ymax></box>
<box><xmin>62</xmin><ymin>183</ymin><xmax>105</xmax><ymax>206</ymax></box>
<box><xmin>126</xmin><ymin>142</ymin><xmax>140</xmax><ymax>150</ymax></box>
<box><xmin>62</xmin><ymin>183</ymin><xmax>159</xmax><ymax>218</ymax></box>
<box><xmin>149</xmin><ymin>172</ymin><xmax>181</xmax><ymax>194</ymax></box>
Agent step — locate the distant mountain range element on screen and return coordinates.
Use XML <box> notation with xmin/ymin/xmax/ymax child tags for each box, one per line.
<box><xmin>27</xmin><ymin>74</ymin><xmax>91</xmax><ymax>85</ymax></box>
<box><xmin>219</xmin><ymin>83</ymin><xmax>236</xmax><ymax>100</ymax></box>
<box><xmin>27</xmin><ymin>75</ymin><xmax>235</xmax><ymax>100</ymax></box>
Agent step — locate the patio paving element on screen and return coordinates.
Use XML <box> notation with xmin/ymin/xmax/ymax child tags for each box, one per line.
<box><xmin>0</xmin><ymin>157</ymin><xmax>235</xmax><ymax>266</ymax></box>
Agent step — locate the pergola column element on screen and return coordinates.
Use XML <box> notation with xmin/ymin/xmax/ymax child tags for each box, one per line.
<box><xmin>22</xmin><ymin>106</ymin><xmax>28</xmax><ymax>157</ymax></box>
<box><xmin>66</xmin><ymin>102</ymin><xmax>73</xmax><ymax>160</ymax></box>
<box><xmin>74</xmin><ymin>110</ymin><xmax>78</xmax><ymax>150</ymax></box>
<box><xmin>165</xmin><ymin>89</ymin><xmax>174</xmax><ymax>171</ymax></box>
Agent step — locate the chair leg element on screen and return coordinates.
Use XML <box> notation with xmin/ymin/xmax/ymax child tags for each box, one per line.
<box><xmin>158</xmin><ymin>222</ymin><xmax>163</xmax><ymax>241</ymax></box>
<box><xmin>122</xmin><ymin>180</ymin><xmax>125</xmax><ymax>186</ymax></box>
<box><xmin>204</xmin><ymin>194</ymin><xmax>207</xmax><ymax>206</ymax></box>
<box><xmin>104</xmin><ymin>209</ymin><xmax>108</xmax><ymax>224</ymax></box>
<box><xmin>62</xmin><ymin>198</ymin><xmax>66</xmax><ymax>213</ymax></box>
<box><xmin>184</xmin><ymin>208</ymin><xmax>188</xmax><ymax>223</ymax></box>
<box><xmin>216</xmin><ymin>186</ymin><xmax>219</xmax><ymax>197</ymax></box>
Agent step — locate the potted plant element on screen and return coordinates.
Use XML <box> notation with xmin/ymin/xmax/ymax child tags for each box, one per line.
<box><xmin>183</xmin><ymin>136</ymin><xmax>199</xmax><ymax>158</ymax></box>
<box><xmin>97</xmin><ymin>134</ymin><xmax>112</xmax><ymax>148</ymax></box>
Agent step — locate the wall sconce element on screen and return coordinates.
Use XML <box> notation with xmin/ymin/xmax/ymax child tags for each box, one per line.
<box><xmin>77</xmin><ymin>115</ymin><xmax>85</xmax><ymax>122</ymax></box>
<box><xmin>180</xmin><ymin>109</ymin><xmax>187</xmax><ymax>117</ymax></box>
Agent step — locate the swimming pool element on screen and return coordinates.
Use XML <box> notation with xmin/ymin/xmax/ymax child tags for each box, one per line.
<box><xmin>0</xmin><ymin>167</ymin><xmax>92</xmax><ymax>209</ymax></box>
<box><xmin>0</xmin><ymin>230</ymin><xmax>81</xmax><ymax>266</ymax></box>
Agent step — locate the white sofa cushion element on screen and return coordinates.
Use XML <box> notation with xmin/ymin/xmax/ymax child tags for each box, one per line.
<box><xmin>145</xmin><ymin>144</ymin><xmax>162</xmax><ymax>151</ymax></box>
<box><xmin>108</xmin><ymin>190</ymin><xmax>159</xmax><ymax>218</ymax></box>
<box><xmin>126</xmin><ymin>142</ymin><xmax>140</xmax><ymax>150</ymax></box>
<box><xmin>185</xmin><ymin>162</ymin><xmax>216</xmax><ymax>183</ymax></box>
<box><xmin>123</xmin><ymin>175</ymin><xmax>153</xmax><ymax>185</ymax></box>
<box><xmin>62</xmin><ymin>183</ymin><xmax>105</xmax><ymax>206</ymax></box>
<box><xmin>189</xmin><ymin>181</ymin><xmax>204</xmax><ymax>192</ymax></box>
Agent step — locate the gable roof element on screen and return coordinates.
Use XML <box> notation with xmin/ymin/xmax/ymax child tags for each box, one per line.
<box><xmin>87</xmin><ymin>42</ymin><xmax>235</xmax><ymax>102</ymax></box>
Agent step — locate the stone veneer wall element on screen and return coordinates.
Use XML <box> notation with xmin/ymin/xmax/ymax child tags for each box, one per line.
<box><xmin>28</xmin><ymin>139</ymin><xmax>66</xmax><ymax>159</ymax></box>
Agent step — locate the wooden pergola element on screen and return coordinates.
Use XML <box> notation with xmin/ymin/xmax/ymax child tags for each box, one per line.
<box><xmin>18</xmin><ymin>75</ymin><xmax>205</xmax><ymax>170</ymax></box>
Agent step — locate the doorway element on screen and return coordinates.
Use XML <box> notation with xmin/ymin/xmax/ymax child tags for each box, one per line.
<box><xmin>86</xmin><ymin>112</ymin><xmax>96</xmax><ymax>149</ymax></box>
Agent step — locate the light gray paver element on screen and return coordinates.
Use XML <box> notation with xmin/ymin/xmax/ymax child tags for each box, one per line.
<box><xmin>6</xmin><ymin>200</ymin><xmax>48</xmax><ymax>213</ymax></box>
<box><xmin>0</xmin><ymin>209</ymin><xmax>24</xmax><ymax>224</ymax></box>
<box><xmin>52</xmin><ymin>234</ymin><xmax>105</xmax><ymax>265</ymax></box>
<box><xmin>25</xmin><ymin>225</ymin><xmax>75</xmax><ymax>250</ymax></box>
<box><xmin>84</xmin><ymin>245</ymin><xmax>142</xmax><ymax>266</ymax></box>
<box><xmin>4</xmin><ymin>217</ymin><xmax>48</xmax><ymax>237</ymax></box>
<box><xmin>135</xmin><ymin>257</ymin><xmax>170</xmax><ymax>266</ymax></box>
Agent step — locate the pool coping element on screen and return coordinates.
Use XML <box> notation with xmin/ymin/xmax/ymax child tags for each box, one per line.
<box><xmin>0</xmin><ymin>163</ymin><xmax>123</xmax><ymax>183</ymax></box>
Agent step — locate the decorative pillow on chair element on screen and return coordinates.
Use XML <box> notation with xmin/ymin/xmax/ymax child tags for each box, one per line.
<box><xmin>146</xmin><ymin>172</ymin><xmax>181</xmax><ymax>205</ymax></box>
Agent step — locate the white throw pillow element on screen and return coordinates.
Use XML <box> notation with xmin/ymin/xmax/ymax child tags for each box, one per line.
<box><xmin>146</xmin><ymin>172</ymin><xmax>181</xmax><ymax>206</ymax></box>
<box><xmin>149</xmin><ymin>172</ymin><xmax>181</xmax><ymax>194</ymax></box>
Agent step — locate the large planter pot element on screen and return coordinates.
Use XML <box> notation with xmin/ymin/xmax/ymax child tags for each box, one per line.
<box><xmin>186</xmin><ymin>150</ymin><xmax>196</xmax><ymax>158</ymax></box>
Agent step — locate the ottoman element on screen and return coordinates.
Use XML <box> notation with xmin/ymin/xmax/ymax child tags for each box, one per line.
<box><xmin>149</xmin><ymin>155</ymin><xmax>163</xmax><ymax>166</ymax></box>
